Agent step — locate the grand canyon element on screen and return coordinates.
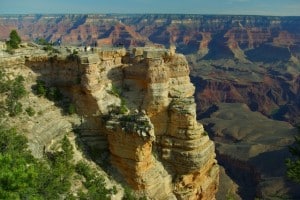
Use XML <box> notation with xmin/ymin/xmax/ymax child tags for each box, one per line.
<box><xmin>0</xmin><ymin>14</ymin><xmax>300</xmax><ymax>199</ymax></box>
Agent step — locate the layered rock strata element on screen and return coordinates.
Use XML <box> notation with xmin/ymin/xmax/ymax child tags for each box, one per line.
<box><xmin>1</xmin><ymin>14</ymin><xmax>299</xmax><ymax>61</ymax></box>
<box><xmin>3</xmin><ymin>46</ymin><xmax>219</xmax><ymax>199</ymax></box>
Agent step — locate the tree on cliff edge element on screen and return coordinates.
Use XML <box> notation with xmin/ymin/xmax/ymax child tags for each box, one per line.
<box><xmin>7</xmin><ymin>30</ymin><xmax>21</xmax><ymax>49</ymax></box>
<box><xmin>286</xmin><ymin>126</ymin><xmax>300</xmax><ymax>184</ymax></box>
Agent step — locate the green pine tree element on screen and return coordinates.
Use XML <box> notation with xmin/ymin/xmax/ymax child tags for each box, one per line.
<box><xmin>7</xmin><ymin>30</ymin><xmax>21</xmax><ymax>49</ymax></box>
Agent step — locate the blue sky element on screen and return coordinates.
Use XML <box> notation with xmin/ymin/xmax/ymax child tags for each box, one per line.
<box><xmin>0</xmin><ymin>0</ymin><xmax>299</xmax><ymax>16</ymax></box>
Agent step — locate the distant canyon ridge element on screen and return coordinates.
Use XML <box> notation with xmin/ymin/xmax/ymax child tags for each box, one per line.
<box><xmin>0</xmin><ymin>14</ymin><xmax>299</xmax><ymax>57</ymax></box>
<box><xmin>1</xmin><ymin>14</ymin><xmax>300</xmax><ymax>124</ymax></box>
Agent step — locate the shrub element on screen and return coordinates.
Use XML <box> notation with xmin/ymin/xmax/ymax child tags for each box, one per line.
<box><xmin>75</xmin><ymin>161</ymin><xmax>113</xmax><ymax>200</ymax></box>
<box><xmin>0</xmin><ymin>126</ymin><xmax>28</xmax><ymax>154</ymax></box>
<box><xmin>35</xmin><ymin>80</ymin><xmax>47</xmax><ymax>96</ymax></box>
<box><xmin>0</xmin><ymin>74</ymin><xmax>26</xmax><ymax>100</ymax></box>
<box><xmin>0</xmin><ymin>73</ymin><xmax>26</xmax><ymax>117</ymax></box>
<box><xmin>75</xmin><ymin>161</ymin><xmax>93</xmax><ymax>180</ymax></box>
<box><xmin>6</xmin><ymin>30</ymin><xmax>21</xmax><ymax>49</ymax></box>
<box><xmin>122</xmin><ymin>186</ymin><xmax>136</xmax><ymax>200</ymax></box>
<box><xmin>36</xmin><ymin>38</ymin><xmax>50</xmax><ymax>45</ymax></box>
<box><xmin>6</xmin><ymin>99</ymin><xmax>22</xmax><ymax>117</ymax></box>
<box><xmin>120</xmin><ymin>98</ymin><xmax>128</xmax><ymax>114</ymax></box>
<box><xmin>46</xmin><ymin>87</ymin><xmax>62</xmax><ymax>101</ymax></box>
<box><xmin>25</xmin><ymin>106</ymin><xmax>35</xmax><ymax>117</ymax></box>
<box><xmin>10</xmin><ymin>75</ymin><xmax>26</xmax><ymax>100</ymax></box>
<box><xmin>0</xmin><ymin>70</ymin><xmax>10</xmax><ymax>93</ymax></box>
<box><xmin>67</xmin><ymin>103</ymin><xmax>76</xmax><ymax>115</ymax></box>
<box><xmin>35</xmin><ymin>80</ymin><xmax>63</xmax><ymax>101</ymax></box>
<box><xmin>43</xmin><ymin>45</ymin><xmax>54</xmax><ymax>52</ymax></box>
<box><xmin>286</xmin><ymin>127</ymin><xmax>300</xmax><ymax>184</ymax></box>
<box><xmin>110</xmin><ymin>84</ymin><xmax>120</xmax><ymax>97</ymax></box>
<box><xmin>202</xmin><ymin>131</ymin><xmax>208</xmax><ymax>136</ymax></box>
<box><xmin>67</xmin><ymin>50</ymin><xmax>80</xmax><ymax>62</ymax></box>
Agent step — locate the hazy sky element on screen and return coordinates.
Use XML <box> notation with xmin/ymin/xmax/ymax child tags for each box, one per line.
<box><xmin>0</xmin><ymin>0</ymin><xmax>300</xmax><ymax>16</ymax></box>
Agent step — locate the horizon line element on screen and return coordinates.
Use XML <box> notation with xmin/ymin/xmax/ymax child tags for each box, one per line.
<box><xmin>0</xmin><ymin>13</ymin><xmax>300</xmax><ymax>17</ymax></box>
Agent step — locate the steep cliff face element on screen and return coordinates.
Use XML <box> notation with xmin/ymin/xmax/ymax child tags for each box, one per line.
<box><xmin>15</xmin><ymin>46</ymin><xmax>219</xmax><ymax>199</ymax></box>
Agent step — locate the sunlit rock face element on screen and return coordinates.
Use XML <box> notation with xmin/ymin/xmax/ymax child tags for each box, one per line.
<box><xmin>16</xmin><ymin>45</ymin><xmax>219</xmax><ymax>199</ymax></box>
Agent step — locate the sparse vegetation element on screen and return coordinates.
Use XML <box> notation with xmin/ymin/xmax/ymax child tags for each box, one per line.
<box><xmin>109</xmin><ymin>84</ymin><xmax>121</xmax><ymax>97</ymax></box>
<box><xmin>226</xmin><ymin>191</ymin><xmax>236</xmax><ymax>200</ymax></box>
<box><xmin>35</xmin><ymin>80</ymin><xmax>63</xmax><ymax>101</ymax></box>
<box><xmin>286</xmin><ymin>126</ymin><xmax>300</xmax><ymax>184</ymax></box>
<box><xmin>0</xmin><ymin>71</ymin><xmax>26</xmax><ymax>117</ymax></box>
<box><xmin>75</xmin><ymin>161</ymin><xmax>115</xmax><ymax>199</ymax></box>
<box><xmin>43</xmin><ymin>45</ymin><xmax>60</xmax><ymax>54</ymax></box>
<box><xmin>37</xmin><ymin>110</ymin><xmax>43</xmax><ymax>116</ymax></box>
<box><xmin>122</xmin><ymin>186</ymin><xmax>136</xmax><ymax>200</ymax></box>
<box><xmin>35</xmin><ymin>80</ymin><xmax>47</xmax><ymax>96</ymax></box>
<box><xmin>34</xmin><ymin>79</ymin><xmax>77</xmax><ymax>115</ymax></box>
<box><xmin>42</xmin><ymin>44</ymin><xmax>54</xmax><ymax>51</ymax></box>
<box><xmin>202</xmin><ymin>131</ymin><xmax>208</xmax><ymax>136</ymax></box>
<box><xmin>67</xmin><ymin>50</ymin><xmax>80</xmax><ymax>61</ymax></box>
<box><xmin>25</xmin><ymin>106</ymin><xmax>35</xmax><ymax>116</ymax></box>
<box><xmin>106</xmin><ymin>84</ymin><xmax>129</xmax><ymax>115</ymax></box>
<box><xmin>6</xmin><ymin>99</ymin><xmax>23</xmax><ymax>117</ymax></box>
<box><xmin>0</xmin><ymin>70</ymin><xmax>10</xmax><ymax>93</ymax></box>
<box><xmin>37</xmin><ymin>38</ymin><xmax>60</xmax><ymax>54</ymax></box>
<box><xmin>10</xmin><ymin>75</ymin><xmax>27</xmax><ymax>100</ymax></box>
<box><xmin>36</xmin><ymin>38</ymin><xmax>51</xmax><ymax>46</ymax></box>
<box><xmin>46</xmin><ymin>86</ymin><xmax>63</xmax><ymax>101</ymax></box>
<box><xmin>120</xmin><ymin>98</ymin><xmax>128</xmax><ymax>114</ymax></box>
<box><xmin>67</xmin><ymin>103</ymin><xmax>76</xmax><ymax>115</ymax></box>
<box><xmin>119</xmin><ymin>114</ymin><xmax>151</xmax><ymax>134</ymax></box>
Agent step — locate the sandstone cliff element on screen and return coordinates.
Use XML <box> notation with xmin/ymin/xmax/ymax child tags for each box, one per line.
<box><xmin>1</xmin><ymin>45</ymin><xmax>219</xmax><ymax>199</ymax></box>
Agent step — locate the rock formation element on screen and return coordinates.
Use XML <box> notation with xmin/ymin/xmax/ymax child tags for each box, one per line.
<box><xmin>1</xmin><ymin>14</ymin><xmax>299</xmax><ymax>59</ymax></box>
<box><xmin>1</xmin><ymin>45</ymin><xmax>219</xmax><ymax>199</ymax></box>
<box><xmin>189</xmin><ymin>58</ymin><xmax>300</xmax><ymax>125</ymax></box>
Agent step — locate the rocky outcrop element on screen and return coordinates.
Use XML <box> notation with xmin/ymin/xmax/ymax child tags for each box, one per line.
<box><xmin>165</xmin><ymin>98</ymin><xmax>219</xmax><ymax>200</ymax></box>
<box><xmin>3</xmin><ymin>45</ymin><xmax>219</xmax><ymax>199</ymax></box>
<box><xmin>108</xmin><ymin>49</ymin><xmax>218</xmax><ymax>199</ymax></box>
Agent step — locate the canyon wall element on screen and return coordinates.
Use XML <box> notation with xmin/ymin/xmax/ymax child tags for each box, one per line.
<box><xmin>1</xmin><ymin>14</ymin><xmax>299</xmax><ymax>124</ymax></box>
<box><xmin>1</xmin><ymin>14</ymin><xmax>299</xmax><ymax>59</ymax></box>
<box><xmin>7</xmin><ymin>46</ymin><xmax>219</xmax><ymax>199</ymax></box>
<box><xmin>189</xmin><ymin>59</ymin><xmax>300</xmax><ymax>125</ymax></box>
